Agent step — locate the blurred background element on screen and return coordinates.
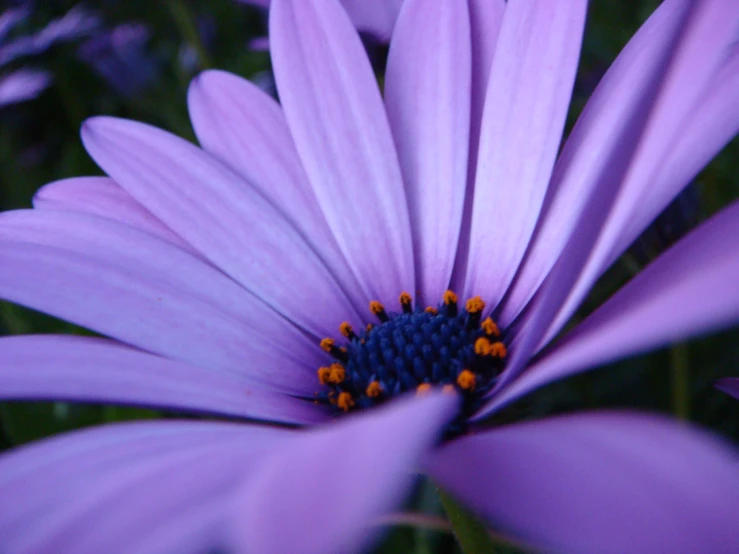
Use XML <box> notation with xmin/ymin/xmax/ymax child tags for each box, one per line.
<box><xmin>0</xmin><ymin>1</ymin><xmax>737</xmax><ymax>552</ymax></box>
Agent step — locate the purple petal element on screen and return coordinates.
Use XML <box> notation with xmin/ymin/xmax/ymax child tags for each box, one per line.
<box><xmin>498</xmin><ymin>0</ymin><xmax>695</xmax><ymax>325</ymax></box>
<box><xmin>0</xmin><ymin>335</ymin><xmax>326</xmax><ymax>425</ymax></box>
<box><xmin>462</xmin><ymin>0</ymin><xmax>587</xmax><ymax>307</ymax></box>
<box><xmin>451</xmin><ymin>0</ymin><xmax>504</xmax><ymax>291</ymax></box>
<box><xmin>270</xmin><ymin>0</ymin><xmax>414</xmax><ymax>306</ymax></box>
<box><xmin>384</xmin><ymin>0</ymin><xmax>471</xmax><ymax>305</ymax></box>
<box><xmin>538</xmin><ymin>0</ymin><xmax>739</xmax><ymax>346</ymax></box>
<box><xmin>0</xmin><ymin>421</ymin><xmax>292</xmax><ymax>554</ymax></box>
<box><xmin>0</xmin><ymin>69</ymin><xmax>50</xmax><ymax>106</ymax></box>
<box><xmin>609</xmin><ymin>42</ymin><xmax>739</xmax><ymax>273</ymax></box>
<box><xmin>187</xmin><ymin>70</ymin><xmax>366</xmax><ymax>309</ymax></box>
<box><xmin>428</xmin><ymin>412</ymin><xmax>739</xmax><ymax>553</ymax></box>
<box><xmin>33</xmin><ymin>176</ymin><xmax>197</xmax><ymax>255</ymax></box>
<box><xmin>231</xmin><ymin>391</ymin><xmax>459</xmax><ymax>554</ymax></box>
<box><xmin>494</xmin><ymin>1</ymin><xmax>709</xmax><ymax>390</ymax></box>
<box><xmin>0</xmin><ymin>209</ymin><xmax>323</xmax><ymax>394</ymax></box>
<box><xmin>716</xmin><ymin>378</ymin><xmax>739</xmax><ymax>400</ymax></box>
<box><xmin>339</xmin><ymin>0</ymin><xmax>403</xmax><ymax>41</ymax></box>
<box><xmin>81</xmin><ymin>116</ymin><xmax>363</xmax><ymax>339</ymax></box>
<box><xmin>479</xmin><ymin>200</ymin><xmax>739</xmax><ymax>416</ymax></box>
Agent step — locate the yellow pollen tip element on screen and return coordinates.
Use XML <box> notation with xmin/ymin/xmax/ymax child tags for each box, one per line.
<box><xmin>490</xmin><ymin>341</ymin><xmax>507</xmax><ymax>359</ymax></box>
<box><xmin>457</xmin><ymin>369</ymin><xmax>476</xmax><ymax>391</ymax></box>
<box><xmin>369</xmin><ymin>301</ymin><xmax>385</xmax><ymax>315</ymax></box>
<box><xmin>474</xmin><ymin>337</ymin><xmax>492</xmax><ymax>356</ymax></box>
<box><xmin>399</xmin><ymin>292</ymin><xmax>412</xmax><ymax>305</ymax></box>
<box><xmin>442</xmin><ymin>384</ymin><xmax>456</xmax><ymax>395</ymax></box>
<box><xmin>416</xmin><ymin>383</ymin><xmax>432</xmax><ymax>396</ymax></box>
<box><xmin>481</xmin><ymin>317</ymin><xmax>500</xmax><ymax>337</ymax></box>
<box><xmin>328</xmin><ymin>363</ymin><xmax>346</xmax><ymax>384</ymax></box>
<box><xmin>366</xmin><ymin>381</ymin><xmax>382</xmax><ymax>398</ymax></box>
<box><xmin>425</xmin><ymin>306</ymin><xmax>438</xmax><ymax>315</ymax></box>
<box><xmin>337</xmin><ymin>392</ymin><xmax>355</xmax><ymax>412</ymax></box>
<box><xmin>317</xmin><ymin>366</ymin><xmax>331</xmax><ymax>385</ymax></box>
<box><xmin>465</xmin><ymin>296</ymin><xmax>485</xmax><ymax>314</ymax></box>
<box><xmin>320</xmin><ymin>338</ymin><xmax>335</xmax><ymax>352</ymax></box>
<box><xmin>443</xmin><ymin>290</ymin><xmax>458</xmax><ymax>305</ymax></box>
<box><xmin>339</xmin><ymin>322</ymin><xmax>353</xmax><ymax>338</ymax></box>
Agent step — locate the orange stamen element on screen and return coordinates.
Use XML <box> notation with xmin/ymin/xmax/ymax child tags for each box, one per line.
<box><xmin>465</xmin><ymin>296</ymin><xmax>485</xmax><ymax>314</ymax></box>
<box><xmin>416</xmin><ymin>383</ymin><xmax>432</xmax><ymax>396</ymax></box>
<box><xmin>489</xmin><ymin>342</ymin><xmax>507</xmax><ymax>359</ymax></box>
<box><xmin>319</xmin><ymin>338</ymin><xmax>335</xmax><ymax>353</ymax></box>
<box><xmin>337</xmin><ymin>392</ymin><xmax>354</xmax><ymax>412</ymax></box>
<box><xmin>339</xmin><ymin>322</ymin><xmax>354</xmax><ymax>338</ymax></box>
<box><xmin>425</xmin><ymin>306</ymin><xmax>438</xmax><ymax>315</ymax></box>
<box><xmin>457</xmin><ymin>369</ymin><xmax>476</xmax><ymax>391</ymax></box>
<box><xmin>474</xmin><ymin>337</ymin><xmax>492</xmax><ymax>356</ymax></box>
<box><xmin>328</xmin><ymin>363</ymin><xmax>346</xmax><ymax>384</ymax></box>
<box><xmin>317</xmin><ymin>366</ymin><xmax>331</xmax><ymax>385</ymax></box>
<box><xmin>366</xmin><ymin>381</ymin><xmax>382</xmax><ymax>398</ymax></box>
<box><xmin>481</xmin><ymin>317</ymin><xmax>500</xmax><ymax>337</ymax></box>
<box><xmin>443</xmin><ymin>290</ymin><xmax>458</xmax><ymax>305</ymax></box>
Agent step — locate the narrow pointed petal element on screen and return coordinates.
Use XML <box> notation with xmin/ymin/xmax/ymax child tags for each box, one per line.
<box><xmin>496</xmin><ymin>0</ymin><xmax>728</xmax><ymax>389</ymax></box>
<box><xmin>231</xmin><ymin>392</ymin><xmax>458</xmax><ymax>554</ymax></box>
<box><xmin>450</xmin><ymin>0</ymin><xmax>504</xmax><ymax>290</ymax></box>
<box><xmin>462</xmin><ymin>0</ymin><xmax>588</xmax><ymax>306</ymax></box>
<box><xmin>338</xmin><ymin>0</ymin><xmax>403</xmax><ymax>40</ymax></box>
<box><xmin>539</xmin><ymin>0</ymin><xmax>739</xmax><ymax>345</ymax></box>
<box><xmin>33</xmin><ymin>176</ymin><xmax>197</xmax><ymax>254</ymax></box>
<box><xmin>384</xmin><ymin>0</ymin><xmax>471</xmax><ymax>304</ymax></box>
<box><xmin>499</xmin><ymin>0</ymin><xmax>694</xmax><ymax>325</ymax></box>
<box><xmin>0</xmin><ymin>421</ymin><xmax>292</xmax><ymax>554</ymax></box>
<box><xmin>479</xmin><ymin>201</ymin><xmax>739</xmax><ymax>416</ymax></box>
<box><xmin>0</xmin><ymin>335</ymin><xmax>326</xmax><ymax>425</ymax></box>
<box><xmin>270</xmin><ymin>0</ymin><xmax>414</xmax><ymax>305</ymax></box>
<box><xmin>610</xmin><ymin>43</ymin><xmax>739</xmax><ymax>269</ymax></box>
<box><xmin>81</xmin><ymin>116</ymin><xmax>362</xmax><ymax>338</ymax></box>
<box><xmin>187</xmin><ymin>70</ymin><xmax>366</xmax><ymax>310</ymax></box>
<box><xmin>428</xmin><ymin>412</ymin><xmax>739</xmax><ymax>554</ymax></box>
<box><xmin>0</xmin><ymin>210</ymin><xmax>322</xmax><ymax>394</ymax></box>
<box><xmin>716</xmin><ymin>378</ymin><xmax>739</xmax><ymax>400</ymax></box>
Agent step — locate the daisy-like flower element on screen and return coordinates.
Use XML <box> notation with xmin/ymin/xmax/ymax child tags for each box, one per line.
<box><xmin>2</xmin><ymin>0</ymin><xmax>739</xmax><ymax>552</ymax></box>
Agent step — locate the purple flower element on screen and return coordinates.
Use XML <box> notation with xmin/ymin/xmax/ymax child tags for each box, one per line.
<box><xmin>1</xmin><ymin>0</ymin><xmax>739</xmax><ymax>552</ymax></box>
<box><xmin>0</xmin><ymin>5</ymin><xmax>99</xmax><ymax>107</ymax></box>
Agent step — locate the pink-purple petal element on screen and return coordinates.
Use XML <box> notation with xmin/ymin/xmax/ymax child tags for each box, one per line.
<box><xmin>540</xmin><ymin>0</ymin><xmax>739</xmax><ymax>346</ymax></box>
<box><xmin>428</xmin><ymin>412</ymin><xmax>739</xmax><ymax>553</ymax></box>
<box><xmin>0</xmin><ymin>209</ymin><xmax>323</xmax><ymax>394</ymax></box>
<box><xmin>462</xmin><ymin>0</ymin><xmax>587</xmax><ymax>307</ymax></box>
<box><xmin>0</xmin><ymin>421</ymin><xmax>292</xmax><ymax>554</ymax></box>
<box><xmin>0</xmin><ymin>335</ymin><xmax>326</xmax><ymax>425</ymax></box>
<box><xmin>187</xmin><ymin>70</ymin><xmax>366</xmax><ymax>310</ymax></box>
<box><xmin>479</xmin><ymin>200</ymin><xmax>739</xmax><ymax>417</ymax></box>
<box><xmin>498</xmin><ymin>0</ymin><xmax>694</xmax><ymax>326</ymax></box>
<box><xmin>231</xmin><ymin>391</ymin><xmax>459</xmax><ymax>554</ymax></box>
<box><xmin>716</xmin><ymin>378</ymin><xmax>739</xmax><ymax>400</ymax></box>
<box><xmin>270</xmin><ymin>0</ymin><xmax>414</xmax><ymax>306</ymax></box>
<box><xmin>384</xmin><ymin>0</ymin><xmax>471</xmax><ymax>305</ymax></box>
<box><xmin>33</xmin><ymin>176</ymin><xmax>198</xmax><ymax>255</ymax></box>
<box><xmin>81</xmin><ymin>116</ymin><xmax>362</xmax><ymax>339</ymax></box>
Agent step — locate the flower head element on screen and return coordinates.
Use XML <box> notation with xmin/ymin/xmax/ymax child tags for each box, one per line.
<box><xmin>2</xmin><ymin>0</ymin><xmax>739</xmax><ymax>553</ymax></box>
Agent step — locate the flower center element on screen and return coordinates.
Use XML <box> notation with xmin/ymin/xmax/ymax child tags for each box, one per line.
<box><xmin>316</xmin><ymin>291</ymin><xmax>507</xmax><ymax>430</ymax></box>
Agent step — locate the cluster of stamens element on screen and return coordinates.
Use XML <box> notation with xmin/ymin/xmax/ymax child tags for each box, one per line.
<box><xmin>315</xmin><ymin>290</ymin><xmax>507</xmax><ymax>430</ymax></box>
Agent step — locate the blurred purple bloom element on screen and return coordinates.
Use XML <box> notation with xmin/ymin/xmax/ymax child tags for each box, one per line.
<box><xmin>1</xmin><ymin>0</ymin><xmax>739</xmax><ymax>553</ymax></box>
<box><xmin>0</xmin><ymin>5</ymin><xmax>99</xmax><ymax>107</ymax></box>
<box><xmin>0</xmin><ymin>68</ymin><xmax>50</xmax><ymax>106</ymax></box>
<box><xmin>78</xmin><ymin>23</ymin><xmax>158</xmax><ymax>97</ymax></box>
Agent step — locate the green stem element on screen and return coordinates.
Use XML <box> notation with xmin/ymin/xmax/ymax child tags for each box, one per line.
<box><xmin>670</xmin><ymin>343</ymin><xmax>690</xmax><ymax>420</ymax></box>
<box><xmin>438</xmin><ymin>488</ymin><xmax>500</xmax><ymax>554</ymax></box>
<box><xmin>166</xmin><ymin>0</ymin><xmax>213</xmax><ymax>70</ymax></box>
